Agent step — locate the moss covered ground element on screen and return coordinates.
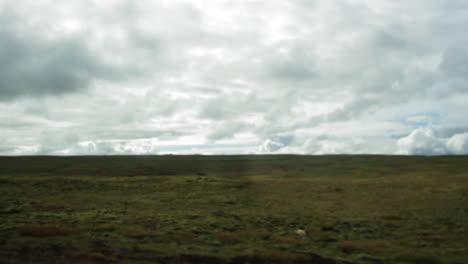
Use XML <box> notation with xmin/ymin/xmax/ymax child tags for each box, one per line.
<box><xmin>0</xmin><ymin>155</ymin><xmax>467</xmax><ymax>263</ymax></box>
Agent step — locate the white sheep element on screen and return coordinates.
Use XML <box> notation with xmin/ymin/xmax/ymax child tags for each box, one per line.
<box><xmin>295</xmin><ymin>229</ymin><xmax>306</xmax><ymax>236</ymax></box>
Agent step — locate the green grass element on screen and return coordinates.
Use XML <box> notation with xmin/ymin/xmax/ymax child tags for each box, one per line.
<box><xmin>0</xmin><ymin>155</ymin><xmax>467</xmax><ymax>263</ymax></box>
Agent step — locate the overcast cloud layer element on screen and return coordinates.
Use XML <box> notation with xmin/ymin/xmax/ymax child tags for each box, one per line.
<box><xmin>1</xmin><ymin>0</ymin><xmax>468</xmax><ymax>155</ymax></box>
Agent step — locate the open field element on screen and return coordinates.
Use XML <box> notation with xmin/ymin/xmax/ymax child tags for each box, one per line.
<box><xmin>0</xmin><ymin>155</ymin><xmax>467</xmax><ymax>264</ymax></box>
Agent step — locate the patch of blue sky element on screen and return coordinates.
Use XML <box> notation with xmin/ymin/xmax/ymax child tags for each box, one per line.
<box><xmin>405</xmin><ymin>112</ymin><xmax>441</xmax><ymax>127</ymax></box>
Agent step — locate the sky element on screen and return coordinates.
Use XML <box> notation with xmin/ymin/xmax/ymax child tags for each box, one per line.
<box><xmin>1</xmin><ymin>0</ymin><xmax>468</xmax><ymax>155</ymax></box>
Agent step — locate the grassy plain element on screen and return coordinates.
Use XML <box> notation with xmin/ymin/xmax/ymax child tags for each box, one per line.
<box><xmin>0</xmin><ymin>155</ymin><xmax>467</xmax><ymax>264</ymax></box>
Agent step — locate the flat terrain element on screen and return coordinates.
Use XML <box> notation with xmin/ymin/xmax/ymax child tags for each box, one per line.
<box><xmin>0</xmin><ymin>155</ymin><xmax>467</xmax><ymax>264</ymax></box>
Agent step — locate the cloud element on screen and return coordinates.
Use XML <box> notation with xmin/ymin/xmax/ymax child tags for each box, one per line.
<box><xmin>258</xmin><ymin>136</ymin><xmax>294</xmax><ymax>153</ymax></box>
<box><xmin>398</xmin><ymin>128</ymin><xmax>468</xmax><ymax>155</ymax></box>
<box><xmin>0</xmin><ymin>10</ymin><xmax>116</xmax><ymax>100</ymax></box>
<box><xmin>397</xmin><ymin>128</ymin><xmax>447</xmax><ymax>155</ymax></box>
<box><xmin>446</xmin><ymin>133</ymin><xmax>468</xmax><ymax>155</ymax></box>
<box><xmin>259</xmin><ymin>139</ymin><xmax>286</xmax><ymax>153</ymax></box>
<box><xmin>406</xmin><ymin>115</ymin><xmax>435</xmax><ymax>126</ymax></box>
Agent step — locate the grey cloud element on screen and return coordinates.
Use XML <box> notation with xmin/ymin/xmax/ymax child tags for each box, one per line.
<box><xmin>437</xmin><ymin>127</ymin><xmax>468</xmax><ymax>138</ymax></box>
<box><xmin>34</xmin><ymin>127</ymin><xmax>182</xmax><ymax>155</ymax></box>
<box><xmin>0</xmin><ymin>146</ymin><xmax>15</xmax><ymax>154</ymax></box>
<box><xmin>273</xmin><ymin>135</ymin><xmax>295</xmax><ymax>146</ymax></box>
<box><xmin>33</xmin><ymin>126</ymin><xmax>186</xmax><ymax>155</ymax></box>
<box><xmin>37</xmin><ymin>132</ymin><xmax>78</xmax><ymax>155</ymax></box>
<box><xmin>0</xmin><ymin>12</ymin><xmax>116</xmax><ymax>100</ymax></box>
<box><xmin>296</xmin><ymin>134</ymin><xmax>363</xmax><ymax>155</ymax></box>
<box><xmin>70</xmin><ymin>141</ymin><xmax>130</xmax><ymax>155</ymax></box>
<box><xmin>207</xmin><ymin>121</ymin><xmax>253</xmax><ymax>141</ymax></box>
<box><xmin>89</xmin><ymin>129</ymin><xmax>185</xmax><ymax>142</ymax></box>
<box><xmin>326</xmin><ymin>96</ymin><xmax>381</xmax><ymax>122</ymax></box>
<box><xmin>0</xmin><ymin>137</ymin><xmax>16</xmax><ymax>154</ymax></box>
<box><xmin>439</xmin><ymin>47</ymin><xmax>468</xmax><ymax>79</ymax></box>
<box><xmin>268</xmin><ymin>61</ymin><xmax>317</xmax><ymax>82</ymax></box>
<box><xmin>261</xmin><ymin>44</ymin><xmax>318</xmax><ymax>83</ymax></box>
<box><xmin>199</xmin><ymin>99</ymin><xmax>240</xmax><ymax>120</ymax></box>
<box><xmin>0</xmin><ymin>117</ymin><xmax>36</xmax><ymax>129</ymax></box>
<box><xmin>372</xmin><ymin>29</ymin><xmax>408</xmax><ymax>51</ymax></box>
<box><xmin>198</xmin><ymin>92</ymin><xmax>263</xmax><ymax>120</ymax></box>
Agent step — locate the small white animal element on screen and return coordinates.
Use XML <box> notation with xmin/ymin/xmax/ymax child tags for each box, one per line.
<box><xmin>295</xmin><ymin>229</ymin><xmax>306</xmax><ymax>236</ymax></box>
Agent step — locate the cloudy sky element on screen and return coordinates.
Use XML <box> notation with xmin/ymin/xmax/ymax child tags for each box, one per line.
<box><xmin>1</xmin><ymin>0</ymin><xmax>468</xmax><ymax>155</ymax></box>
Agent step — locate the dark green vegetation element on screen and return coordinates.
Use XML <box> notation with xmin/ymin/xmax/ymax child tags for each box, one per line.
<box><xmin>1</xmin><ymin>155</ymin><xmax>467</xmax><ymax>264</ymax></box>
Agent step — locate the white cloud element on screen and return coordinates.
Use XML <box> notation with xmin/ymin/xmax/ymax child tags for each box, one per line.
<box><xmin>397</xmin><ymin>128</ymin><xmax>447</xmax><ymax>155</ymax></box>
<box><xmin>398</xmin><ymin>128</ymin><xmax>468</xmax><ymax>155</ymax></box>
<box><xmin>446</xmin><ymin>133</ymin><xmax>468</xmax><ymax>155</ymax></box>
<box><xmin>259</xmin><ymin>139</ymin><xmax>286</xmax><ymax>153</ymax></box>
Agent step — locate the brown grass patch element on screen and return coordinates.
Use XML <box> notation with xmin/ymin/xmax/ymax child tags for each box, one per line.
<box><xmin>272</xmin><ymin>237</ymin><xmax>306</xmax><ymax>245</ymax></box>
<box><xmin>172</xmin><ymin>233</ymin><xmax>200</xmax><ymax>244</ymax></box>
<box><xmin>336</xmin><ymin>240</ymin><xmax>389</xmax><ymax>253</ymax></box>
<box><xmin>410</xmin><ymin>231</ymin><xmax>444</xmax><ymax>242</ymax></box>
<box><xmin>394</xmin><ymin>253</ymin><xmax>442</xmax><ymax>264</ymax></box>
<box><xmin>91</xmin><ymin>224</ymin><xmax>116</xmax><ymax>232</ymax></box>
<box><xmin>19</xmin><ymin>223</ymin><xmax>76</xmax><ymax>237</ymax></box>
<box><xmin>120</xmin><ymin>226</ymin><xmax>161</xmax><ymax>239</ymax></box>
<box><xmin>421</xmin><ymin>235</ymin><xmax>444</xmax><ymax>242</ymax></box>
<box><xmin>74</xmin><ymin>249</ymin><xmax>116</xmax><ymax>263</ymax></box>
<box><xmin>259</xmin><ymin>250</ymin><xmax>309</xmax><ymax>263</ymax></box>
<box><xmin>29</xmin><ymin>198</ymin><xmax>68</xmax><ymax>212</ymax></box>
<box><xmin>236</xmin><ymin>231</ymin><xmax>271</xmax><ymax>240</ymax></box>
<box><xmin>215</xmin><ymin>232</ymin><xmax>241</xmax><ymax>244</ymax></box>
<box><xmin>429</xmin><ymin>187</ymin><xmax>445</xmax><ymax>193</ymax></box>
<box><xmin>272</xmin><ymin>169</ymin><xmax>286</xmax><ymax>175</ymax></box>
<box><xmin>381</xmin><ymin>214</ymin><xmax>404</xmax><ymax>221</ymax></box>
